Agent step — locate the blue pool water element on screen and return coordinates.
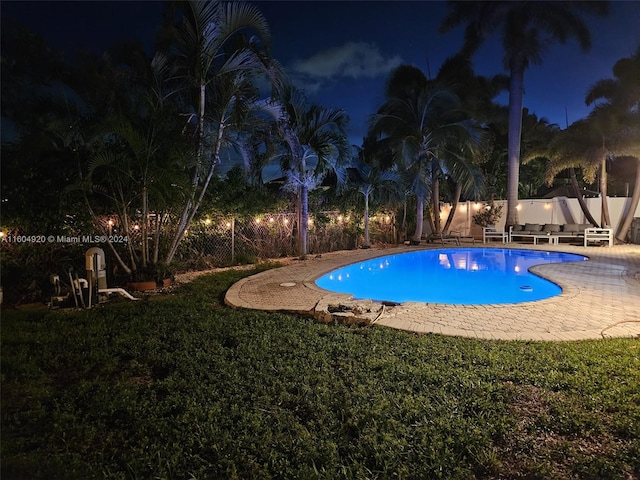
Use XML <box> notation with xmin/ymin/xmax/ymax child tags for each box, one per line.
<box><xmin>315</xmin><ymin>248</ymin><xmax>588</xmax><ymax>305</ymax></box>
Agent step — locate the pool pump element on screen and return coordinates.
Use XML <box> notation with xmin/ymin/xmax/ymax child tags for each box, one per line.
<box><xmin>50</xmin><ymin>248</ymin><xmax>138</xmax><ymax>308</ymax></box>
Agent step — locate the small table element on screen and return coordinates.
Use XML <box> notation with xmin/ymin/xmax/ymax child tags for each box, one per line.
<box><xmin>531</xmin><ymin>235</ymin><xmax>559</xmax><ymax>245</ymax></box>
<box><xmin>584</xmin><ymin>228</ymin><xmax>614</xmax><ymax>247</ymax></box>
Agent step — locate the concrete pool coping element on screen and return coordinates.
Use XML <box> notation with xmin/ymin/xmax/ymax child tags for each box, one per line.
<box><xmin>224</xmin><ymin>243</ymin><xmax>640</xmax><ymax>341</ymax></box>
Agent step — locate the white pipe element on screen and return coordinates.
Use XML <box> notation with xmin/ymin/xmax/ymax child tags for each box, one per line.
<box><xmin>99</xmin><ymin>288</ymin><xmax>139</xmax><ymax>301</ymax></box>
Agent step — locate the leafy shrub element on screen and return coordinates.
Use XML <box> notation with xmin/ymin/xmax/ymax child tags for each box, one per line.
<box><xmin>472</xmin><ymin>201</ymin><xmax>504</xmax><ymax>227</ymax></box>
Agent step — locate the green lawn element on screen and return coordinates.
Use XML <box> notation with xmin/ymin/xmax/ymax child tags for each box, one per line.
<box><xmin>2</xmin><ymin>266</ymin><xmax>639</xmax><ymax>479</ymax></box>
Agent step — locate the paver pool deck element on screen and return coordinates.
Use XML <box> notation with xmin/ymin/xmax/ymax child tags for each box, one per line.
<box><xmin>225</xmin><ymin>243</ymin><xmax>640</xmax><ymax>341</ymax></box>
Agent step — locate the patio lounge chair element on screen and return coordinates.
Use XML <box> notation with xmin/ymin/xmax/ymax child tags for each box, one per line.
<box><xmin>483</xmin><ymin>225</ymin><xmax>509</xmax><ymax>244</ymax></box>
<box><xmin>428</xmin><ymin>231</ymin><xmax>476</xmax><ymax>246</ymax></box>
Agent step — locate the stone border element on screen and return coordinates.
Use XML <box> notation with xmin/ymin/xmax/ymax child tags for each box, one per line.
<box><xmin>225</xmin><ymin>244</ymin><xmax>640</xmax><ymax>341</ymax></box>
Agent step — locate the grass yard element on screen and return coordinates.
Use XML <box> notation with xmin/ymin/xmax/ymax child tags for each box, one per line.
<box><xmin>1</xmin><ymin>266</ymin><xmax>639</xmax><ymax>479</ymax></box>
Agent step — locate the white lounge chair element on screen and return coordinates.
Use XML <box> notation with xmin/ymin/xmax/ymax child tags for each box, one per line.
<box><xmin>483</xmin><ymin>225</ymin><xmax>509</xmax><ymax>244</ymax></box>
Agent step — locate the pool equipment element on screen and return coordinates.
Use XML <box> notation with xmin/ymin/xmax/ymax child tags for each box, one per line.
<box><xmin>50</xmin><ymin>248</ymin><xmax>138</xmax><ymax>308</ymax></box>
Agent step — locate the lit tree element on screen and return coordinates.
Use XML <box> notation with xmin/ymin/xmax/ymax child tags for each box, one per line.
<box><xmin>275</xmin><ymin>87</ymin><xmax>350</xmax><ymax>258</ymax></box>
<box><xmin>350</xmin><ymin>144</ymin><xmax>401</xmax><ymax>248</ymax></box>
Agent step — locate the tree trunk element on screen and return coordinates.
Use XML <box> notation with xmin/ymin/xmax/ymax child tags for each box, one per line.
<box><xmin>152</xmin><ymin>211</ymin><xmax>164</xmax><ymax>265</ymax></box>
<box><xmin>165</xmin><ymin>84</ymin><xmax>209</xmax><ymax>264</ymax></box>
<box><xmin>615</xmin><ymin>159</ymin><xmax>640</xmax><ymax>243</ymax></box>
<box><xmin>412</xmin><ymin>195</ymin><xmax>424</xmax><ymax>242</ymax></box>
<box><xmin>299</xmin><ymin>184</ymin><xmax>309</xmax><ymax>258</ymax></box>
<box><xmin>141</xmin><ymin>185</ymin><xmax>148</xmax><ymax>268</ymax></box>
<box><xmin>432</xmin><ymin>175</ymin><xmax>441</xmax><ymax>235</ymax></box>
<box><xmin>505</xmin><ymin>57</ymin><xmax>525</xmax><ymax>228</ymax></box>
<box><xmin>569</xmin><ymin>167</ymin><xmax>599</xmax><ymax>226</ymax></box>
<box><xmin>402</xmin><ymin>198</ymin><xmax>407</xmax><ymax>241</ymax></box>
<box><xmin>443</xmin><ymin>183</ymin><xmax>462</xmax><ymax>235</ymax></box>
<box><xmin>363</xmin><ymin>193</ymin><xmax>370</xmax><ymax>248</ymax></box>
<box><xmin>599</xmin><ymin>156</ymin><xmax>612</xmax><ymax>227</ymax></box>
<box><xmin>165</xmin><ymin>113</ymin><xmax>228</xmax><ymax>264</ymax></box>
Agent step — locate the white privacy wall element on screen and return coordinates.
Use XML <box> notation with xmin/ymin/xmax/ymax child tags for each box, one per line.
<box><xmin>430</xmin><ymin>197</ymin><xmax>640</xmax><ymax>239</ymax></box>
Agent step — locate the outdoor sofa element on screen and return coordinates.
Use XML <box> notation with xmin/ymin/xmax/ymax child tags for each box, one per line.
<box><xmin>509</xmin><ymin>223</ymin><xmax>594</xmax><ymax>244</ymax></box>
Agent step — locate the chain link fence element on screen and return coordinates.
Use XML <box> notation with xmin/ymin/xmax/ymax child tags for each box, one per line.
<box><xmin>0</xmin><ymin>211</ymin><xmax>398</xmax><ymax>298</ymax></box>
<box><xmin>175</xmin><ymin>211</ymin><xmax>397</xmax><ymax>267</ymax></box>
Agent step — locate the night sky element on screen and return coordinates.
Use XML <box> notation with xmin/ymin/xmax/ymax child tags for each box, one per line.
<box><xmin>3</xmin><ymin>0</ymin><xmax>640</xmax><ymax>146</ymax></box>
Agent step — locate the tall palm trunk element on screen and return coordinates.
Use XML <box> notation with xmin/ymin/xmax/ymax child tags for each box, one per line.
<box><xmin>141</xmin><ymin>185</ymin><xmax>148</xmax><ymax>268</ymax></box>
<box><xmin>401</xmin><ymin>197</ymin><xmax>408</xmax><ymax>241</ymax></box>
<box><xmin>443</xmin><ymin>183</ymin><xmax>462</xmax><ymax>235</ymax></box>
<box><xmin>413</xmin><ymin>195</ymin><xmax>424</xmax><ymax>242</ymax></box>
<box><xmin>166</xmin><ymin>83</ymin><xmax>206</xmax><ymax>263</ymax></box>
<box><xmin>505</xmin><ymin>56</ymin><xmax>525</xmax><ymax>228</ymax></box>
<box><xmin>615</xmin><ymin>159</ymin><xmax>640</xmax><ymax>243</ymax></box>
<box><xmin>363</xmin><ymin>193</ymin><xmax>371</xmax><ymax>248</ymax></box>
<box><xmin>432</xmin><ymin>163</ymin><xmax>441</xmax><ymax>234</ymax></box>
<box><xmin>299</xmin><ymin>184</ymin><xmax>309</xmax><ymax>258</ymax></box>
<box><xmin>569</xmin><ymin>167</ymin><xmax>599</xmax><ymax>226</ymax></box>
<box><xmin>599</xmin><ymin>153</ymin><xmax>612</xmax><ymax>227</ymax></box>
<box><xmin>298</xmin><ymin>152</ymin><xmax>309</xmax><ymax>259</ymax></box>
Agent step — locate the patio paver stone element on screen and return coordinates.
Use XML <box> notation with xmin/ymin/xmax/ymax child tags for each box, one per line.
<box><xmin>225</xmin><ymin>243</ymin><xmax>640</xmax><ymax>341</ymax></box>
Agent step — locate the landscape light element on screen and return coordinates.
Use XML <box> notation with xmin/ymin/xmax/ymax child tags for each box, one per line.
<box><xmin>204</xmin><ymin>218</ymin><xmax>212</xmax><ymax>225</ymax></box>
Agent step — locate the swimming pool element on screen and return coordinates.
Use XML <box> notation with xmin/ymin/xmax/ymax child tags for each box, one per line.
<box><xmin>315</xmin><ymin>248</ymin><xmax>588</xmax><ymax>305</ymax></box>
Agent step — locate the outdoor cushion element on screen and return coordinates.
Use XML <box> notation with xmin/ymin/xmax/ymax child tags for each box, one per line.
<box><xmin>524</xmin><ymin>223</ymin><xmax>542</xmax><ymax>232</ymax></box>
<box><xmin>563</xmin><ymin>223</ymin><xmax>580</xmax><ymax>233</ymax></box>
<box><xmin>512</xmin><ymin>224</ymin><xmax>524</xmax><ymax>231</ymax></box>
<box><xmin>543</xmin><ymin>224</ymin><xmax>561</xmax><ymax>233</ymax></box>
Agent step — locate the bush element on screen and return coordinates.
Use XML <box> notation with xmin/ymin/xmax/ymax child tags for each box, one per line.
<box><xmin>472</xmin><ymin>201</ymin><xmax>504</xmax><ymax>227</ymax></box>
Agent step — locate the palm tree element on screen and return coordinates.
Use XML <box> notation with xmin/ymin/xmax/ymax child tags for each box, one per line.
<box><xmin>276</xmin><ymin>87</ymin><xmax>350</xmax><ymax>258</ymax></box>
<box><xmin>585</xmin><ymin>47</ymin><xmax>640</xmax><ymax>242</ymax></box>
<box><xmin>368</xmin><ymin>65</ymin><xmax>483</xmax><ymax>242</ymax></box>
<box><xmin>540</xmin><ymin>45</ymin><xmax>639</xmax><ymax>238</ymax></box>
<box><xmin>160</xmin><ymin>0</ymin><xmax>278</xmax><ymax>263</ymax></box>
<box><xmin>440</xmin><ymin>1</ymin><xmax>609</xmax><ymax>228</ymax></box>
<box><xmin>349</xmin><ymin>144</ymin><xmax>401</xmax><ymax>248</ymax></box>
<box><xmin>521</xmin><ymin>118</ymin><xmax>601</xmax><ymax>227</ymax></box>
<box><xmin>434</xmin><ymin>54</ymin><xmax>507</xmax><ymax>233</ymax></box>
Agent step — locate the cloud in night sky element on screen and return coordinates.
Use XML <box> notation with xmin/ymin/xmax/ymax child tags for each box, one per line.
<box><xmin>289</xmin><ymin>41</ymin><xmax>402</xmax><ymax>93</ymax></box>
